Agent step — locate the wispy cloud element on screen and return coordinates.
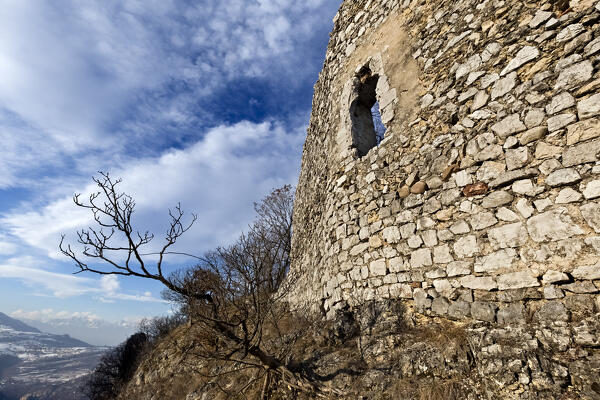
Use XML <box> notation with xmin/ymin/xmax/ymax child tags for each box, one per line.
<box><xmin>0</xmin><ymin>0</ymin><xmax>337</xmax><ymax>189</ymax></box>
<box><xmin>1</xmin><ymin>120</ymin><xmax>303</xmax><ymax>260</ymax></box>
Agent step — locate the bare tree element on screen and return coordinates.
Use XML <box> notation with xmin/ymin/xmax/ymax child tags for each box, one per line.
<box><xmin>61</xmin><ymin>173</ymin><xmax>341</xmax><ymax>398</ymax></box>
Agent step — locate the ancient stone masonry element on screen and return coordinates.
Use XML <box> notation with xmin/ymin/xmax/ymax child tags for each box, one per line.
<box><xmin>290</xmin><ymin>0</ymin><xmax>600</xmax><ymax>396</ymax></box>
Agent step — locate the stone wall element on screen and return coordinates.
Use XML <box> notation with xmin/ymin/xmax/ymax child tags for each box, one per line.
<box><xmin>290</xmin><ymin>0</ymin><xmax>600</xmax><ymax>396</ymax></box>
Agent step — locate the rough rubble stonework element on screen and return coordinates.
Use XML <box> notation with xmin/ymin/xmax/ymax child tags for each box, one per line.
<box><xmin>290</xmin><ymin>0</ymin><xmax>600</xmax><ymax>397</ymax></box>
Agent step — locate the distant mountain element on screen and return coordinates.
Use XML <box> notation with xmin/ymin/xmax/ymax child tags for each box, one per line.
<box><xmin>0</xmin><ymin>313</ymin><xmax>40</xmax><ymax>334</ymax></box>
<box><xmin>0</xmin><ymin>312</ymin><xmax>106</xmax><ymax>400</ymax></box>
<box><xmin>18</xmin><ymin>315</ymin><xmax>136</xmax><ymax>347</ymax></box>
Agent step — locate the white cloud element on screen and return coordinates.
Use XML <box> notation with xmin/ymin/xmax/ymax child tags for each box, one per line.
<box><xmin>0</xmin><ymin>0</ymin><xmax>338</xmax><ymax>188</ymax></box>
<box><xmin>0</xmin><ymin>260</ymin><xmax>163</xmax><ymax>302</ymax></box>
<box><xmin>2</xmin><ymin>120</ymin><xmax>303</xmax><ymax>262</ymax></box>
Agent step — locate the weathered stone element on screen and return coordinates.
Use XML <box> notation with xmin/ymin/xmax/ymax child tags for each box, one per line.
<box><xmin>407</xmin><ymin>235</ymin><xmax>423</xmax><ymax>248</ymax></box>
<box><xmin>410</xmin><ymin>181</ymin><xmax>427</xmax><ymax>194</ymax></box>
<box><xmin>566</xmin><ymin>119</ymin><xmax>600</xmax><ymax>145</ymax></box>
<box><xmin>533</xmin><ymin>198</ymin><xmax>552</xmax><ymax>212</ymax></box>
<box><xmin>388</xmin><ymin>257</ymin><xmax>407</xmax><ymax>273</ymax></box>
<box><xmin>398</xmin><ymin>185</ymin><xmax>410</xmax><ymax>198</ymax></box>
<box><xmin>431</xmin><ymin>296</ymin><xmax>450</xmax><ymax>315</ymax></box>
<box><xmin>477</xmin><ymin>161</ymin><xmax>506</xmax><ymax>181</ymax></box>
<box><xmin>369</xmin><ymin>235</ymin><xmax>383</xmax><ymax>248</ymax></box>
<box><xmin>370</xmin><ymin>259</ymin><xmax>387</xmax><ymax>276</ymax></box>
<box><xmin>583</xmin><ymin>180</ymin><xmax>600</xmax><ymax>200</ymax></box>
<box><xmin>581</xmin><ymin>202</ymin><xmax>600</xmax><ymax>233</ymax></box>
<box><xmin>491</xmin><ymin>72</ymin><xmax>517</xmax><ymax>100</ymax></box>
<box><xmin>497</xmin><ymin>303</ymin><xmax>525</xmax><ymax>324</ymax></box>
<box><xmin>577</xmin><ymin>93</ymin><xmax>600</xmax><ymax>120</ymax></box>
<box><xmin>555</xmin><ymin>187</ymin><xmax>582</xmax><ymax>203</ymax></box>
<box><xmin>571</xmin><ymin>263</ymin><xmax>600</xmax><ymax>280</ymax></box>
<box><xmin>584</xmin><ymin>36</ymin><xmax>600</xmax><ymax>57</ymax></box>
<box><xmin>474</xmin><ymin>144</ymin><xmax>503</xmax><ymax>162</ymax></box>
<box><xmin>410</xmin><ymin>248</ymin><xmax>432</xmax><ymax>268</ymax></box>
<box><xmin>542</xmin><ymin>270</ymin><xmax>569</xmax><ymax>284</ymax></box>
<box><xmin>471</xmin><ymin>301</ymin><xmax>496</xmax><ymax>322</ymax></box>
<box><xmin>544</xmin><ymin>285</ymin><xmax>565</xmax><ymax>299</ymax></box>
<box><xmin>563</xmin><ymin>281</ymin><xmax>599</xmax><ymax>294</ymax></box>
<box><xmin>482</xmin><ymin>191</ymin><xmax>513</xmax><ymax>208</ymax></box>
<box><xmin>535</xmin><ymin>142</ymin><xmax>562</xmax><ymax>159</ymax></box>
<box><xmin>480</xmin><ymin>73</ymin><xmax>499</xmax><ymax>89</ymax></box>
<box><xmin>446</xmin><ymin>261</ymin><xmax>471</xmax><ymax>277</ymax></box>
<box><xmin>516</xmin><ymin>198</ymin><xmax>534</xmax><ymax>218</ymax></box>
<box><xmin>458</xmin><ymin>87</ymin><xmax>478</xmax><ymax>103</ymax></box>
<box><xmin>448</xmin><ymin>300</ymin><xmax>471</xmax><ymax>319</ymax></box>
<box><xmin>524</xmin><ymin>108</ymin><xmax>546</xmax><ymax>129</ymax></box>
<box><xmin>491</xmin><ymin>114</ymin><xmax>527</xmax><ymax>138</ymax></box>
<box><xmin>413</xmin><ymin>288</ymin><xmax>432</xmax><ymax>311</ymax></box>
<box><xmin>497</xmin><ymin>207</ymin><xmax>519</xmax><ymax>222</ymax></box>
<box><xmin>475</xmin><ymin>248</ymin><xmax>517</xmax><ymax>273</ymax></box>
<box><xmin>501</xmin><ymin>46</ymin><xmax>539</xmax><ymax>76</ymax></box>
<box><xmin>535</xmin><ymin>301</ymin><xmax>569</xmax><ymax>323</ymax></box>
<box><xmin>554</xmin><ymin>61</ymin><xmax>593</xmax><ymax>90</ymax></box>
<box><xmin>453</xmin><ymin>235</ymin><xmax>480</xmax><ymax>258</ymax></box>
<box><xmin>547</xmin><ymin>113</ymin><xmax>576</xmax><ymax>132</ymax></box>
<box><xmin>529</xmin><ymin>10</ymin><xmax>552</xmax><ymax>28</ymax></box>
<box><xmin>471</xmin><ymin>90</ymin><xmax>489</xmax><ymax>111</ymax></box>
<box><xmin>460</xmin><ymin>275</ymin><xmax>497</xmax><ymax>290</ymax></box>
<box><xmin>488</xmin><ymin>222</ymin><xmax>529</xmax><ymax>249</ymax></box>
<box><xmin>546</xmin><ymin>92</ymin><xmax>575</xmax><ymax>115</ymax></box>
<box><xmin>497</xmin><ymin>270</ymin><xmax>540</xmax><ymax>290</ymax></box>
<box><xmin>512</xmin><ymin>180</ymin><xmax>543</xmax><ymax>197</ymax></box>
<box><xmin>519</xmin><ymin>126</ymin><xmax>547</xmax><ymax>145</ymax></box>
<box><xmin>462</xmin><ymin>182</ymin><xmax>488</xmax><ymax>197</ymax></box>
<box><xmin>433</xmin><ymin>244</ymin><xmax>453</xmax><ymax>264</ymax></box>
<box><xmin>556</xmin><ymin>24</ymin><xmax>585</xmax><ymax>42</ymax></box>
<box><xmin>382</xmin><ymin>226</ymin><xmax>401</xmax><ymax>243</ymax></box>
<box><xmin>470</xmin><ymin>212</ymin><xmax>498</xmax><ymax>231</ymax></box>
<box><xmin>527</xmin><ymin>208</ymin><xmax>584</xmax><ymax>242</ymax></box>
<box><xmin>505</xmin><ymin>147</ymin><xmax>530</xmax><ymax>170</ymax></box>
<box><xmin>562</xmin><ymin>138</ymin><xmax>600</xmax><ymax>167</ymax></box>
<box><xmin>454</xmin><ymin>170</ymin><xmax>473</xmax><ymax>187</ymax></box>
<box><xmin>389</xmin><ymin>283</ymin><xmax>413</xmax><ymax>298</ymax></box>
<box><xmin>489</xmin><ymin>168</ymin><xmax>538</xmax><ymax>188</ymax></box>
<box><xmin>545</xmin><ymin>168</ymin><xmax>581</xmax><ymax>187</ymax></box>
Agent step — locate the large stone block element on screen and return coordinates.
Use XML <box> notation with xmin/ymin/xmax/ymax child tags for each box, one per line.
<box><xmin>497</xmin><ymin>271</ymin><xmax>540</xmax><ymax>290</ymax></box>
<box><xmin>453</xmin><ymin>235</ymin><xmax>480</xmax><ymax>258</ymax></box>
<box><xmin>488</xmin><ymin>222</ymin><xmax>529</xmax><ymax>249</ymax></box>
<box><xmin>460</xmin><ymin>275</ymin><xmax>497</xmax><ymax>290</ymax></box>
<box><xmin>471</xmin><ymin>301</ymin><xmax>497</xmax><ymax>322</ymax></box>
<box><xmin>497</xmin><ymin>303</ymin><xmax>525</xmax><ymax>324</ymax></box>
<box><xmin>571</xmin><ymin>263</ymin><xmax>600</xmax><ymax>280</ymax></box>
<box><xmin>410</xmin><ymin>248</ymin><xmax>432</xmax><ymax>268</ymax></box>
<box><xmin>562</xmin><ymin>138</ymin><xmax>600</xmax><ymax>167</ymax></box>
<box><xmin>491</xmin><ymin>114</ymin><xmax>526</xmax><ymax>138</ymax></box>
<box><xmin>475</xmin><ymin>248</ymin><xmax>517</xmax><ymax>273</ymax></box>
<box><xmin>369</xmin><ymin>259</ymin><xmax>387</xmax><ymax>276</ymax></box>
<box><xmin>382</xmin><ymin>226</ymin><xmax>401</xmax><ymax>243</ymax></box>
<box><xmin>448</xmin><ymin>300</ymin><xmax>471</xmax><ymax>319</ymax></box>
<box><xmin>526</xmin><ymin>208</ymin><xmax>584</xmax><ymax>242</ymax></box>
<box><xmin>581</xmin><ymin>202</ymin><xmax>600</xmax><ymax>232</ymax></box>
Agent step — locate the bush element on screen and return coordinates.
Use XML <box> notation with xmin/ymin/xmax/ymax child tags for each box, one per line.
<box><xmin>84</xmin><ymin>332</ymin><xmax>148</xmax><ymax>400</ymax></box>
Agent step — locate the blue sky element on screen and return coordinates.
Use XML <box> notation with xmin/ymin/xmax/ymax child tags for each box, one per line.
<box><xmin>0</xmin><ymin>0</ymin><xmax>340</xmax><ymax>345</ymax></box>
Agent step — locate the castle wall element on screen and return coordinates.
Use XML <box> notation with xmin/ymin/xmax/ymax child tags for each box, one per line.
<box><xmin>291</xmin><ymin>0</ymin><xmax>600</xmax><ymax>394</ymax></box>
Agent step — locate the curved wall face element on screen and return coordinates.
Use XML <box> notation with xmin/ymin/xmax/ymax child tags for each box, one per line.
<box><xmin>291</xmin><ymin>0</ymin><xmax>600</xmax><ymax>394</ymax></box>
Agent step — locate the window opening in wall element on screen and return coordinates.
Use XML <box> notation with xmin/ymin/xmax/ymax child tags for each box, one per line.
<box><xmin>350</xmin><ymin>66</ymin><xmax>387</xmax><ymax>157</ymax></box>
